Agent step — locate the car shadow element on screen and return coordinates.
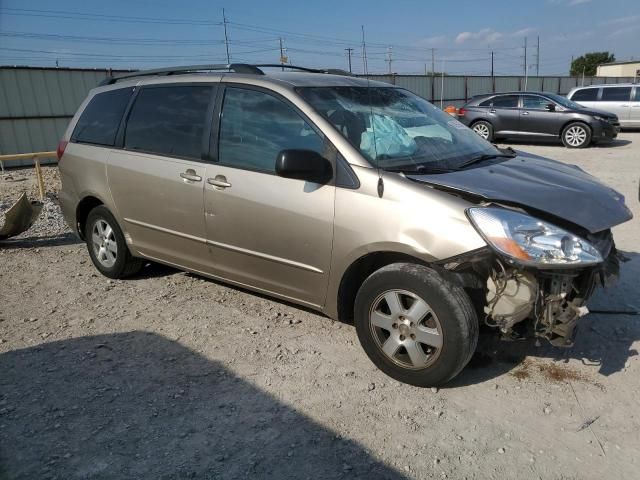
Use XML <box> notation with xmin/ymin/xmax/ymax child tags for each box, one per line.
<box><xmin>498</xmin><ymin>138</ymin><xmax>632</xmax><ymax>148</ymax></box>
<box><xmin>0</xmin><ymin>232</ymin><xmax>81</xmax><ymax>249</ymax></box>
<box><xmin>0</xmin><ymin>332</ymin><xmax>407</xmax><ymax>480</ymax></box>
<box><xmin>449</xmin><ymin>250</ymin><xmax>640</xmax><ymax>388</ymax></box>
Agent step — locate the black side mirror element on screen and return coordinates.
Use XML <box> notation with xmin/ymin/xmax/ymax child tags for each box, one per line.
<box><xmin>545</xmin><ymin>103</ymin><xmax>556</xmax><ymax>111</ymax></box>
<box><xmin>275</xmin><ymin>149</ymin><xmax>332</xmax><ymax>184</ymax></box>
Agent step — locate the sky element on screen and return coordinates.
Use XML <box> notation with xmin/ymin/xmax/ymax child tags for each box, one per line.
<box><xmin>0</xmin><ymin>0</ymin><xmax>638</xmax><ymax>75</ymax></box>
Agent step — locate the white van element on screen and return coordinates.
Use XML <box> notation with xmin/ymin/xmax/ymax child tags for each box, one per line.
<box><xmin>567</xmin><ymin>84</ymin><xmax>639</xmax><ymax>127</ymax></box>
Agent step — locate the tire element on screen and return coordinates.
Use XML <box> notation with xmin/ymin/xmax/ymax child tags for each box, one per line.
<box><xmin>561</xmin><ymin>122</ymin><xmax>591</xmax><ymax>148</ymax></box>
<box><xmin>354</xmin><ymin>263</ymin><xmax>478</xmax><ymax>387</ymax></box>
<box><xmin>85</xmin><ymin>205</ymin><xmax>143</xmax><ymax>279</ymax></box>
<box><xmin>471</xmin><ymin>120</ymin><xmax>494</xmax><ymax>142</ymax></box>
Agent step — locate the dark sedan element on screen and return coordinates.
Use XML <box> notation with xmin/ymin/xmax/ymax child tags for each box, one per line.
<box><xmin>458</xmin><ymin>92</ymin><xmax>620</xmax><ymax>148</ymax></box>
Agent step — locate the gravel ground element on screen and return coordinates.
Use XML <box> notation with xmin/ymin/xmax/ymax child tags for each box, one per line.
<box><xmin>1</xmin><ymin>133</ymin><xmax>639</xmax><ymax>480</ymax></box>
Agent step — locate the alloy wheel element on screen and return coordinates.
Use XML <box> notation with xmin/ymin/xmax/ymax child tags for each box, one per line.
<box><xmin>565</xmin><ymin>126</ymin><xmax>587</xmax><ymax>147</ymax></box>
<box><xmin>91</xmin><ymin>219</ymin><xmax>118</xmax><ymax>268</ymax></box>
<box><xmin>472</xmin><ymin>123</ymin><xmax>490</xmax><ymax>139</ymax></box>
<box><xmin>369</xmin><ymin>289</ymin><xmax>443</xmax><ymax>370</ymax></box>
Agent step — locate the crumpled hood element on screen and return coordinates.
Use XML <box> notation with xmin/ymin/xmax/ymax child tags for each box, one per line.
<box><xmin>408</xmin><ymin>153</ymin><xmax>633</xmax><ymax>233</ymax></box>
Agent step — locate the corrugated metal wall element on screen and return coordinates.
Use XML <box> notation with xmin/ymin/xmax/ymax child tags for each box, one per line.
<box><xmin>1</xmin><ymin>67</ymin><xmax>636</xmax><ymax>167</ymax></box>
<box><xmin>0</xmin><ymin>67</ymin><xmax>129</xmax><ymax>167</ymax></box>
<box><xmin>366</xmin><ymin>74</ymin><xmax>637</xmax><ymax>108</ymax></box>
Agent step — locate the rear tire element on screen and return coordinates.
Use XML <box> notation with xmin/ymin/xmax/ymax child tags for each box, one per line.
<box><xmin>85</xmin><ymin>206</ymin><xmax>143</xmax><ymax>279</ymax></box>
<box><xmin>471</xmin><ymin>120</ymin><xmax>494</xmax><ymax>142</ymax></box>
<box><xmin>561</xmin><ymin>122</ymin><xmax>591</xmax><ymax>148</ymax></box>
<box><xmin>354</xmin><ymin>263</ymin><xmax>478</xmax><ymax>387</ymax></box>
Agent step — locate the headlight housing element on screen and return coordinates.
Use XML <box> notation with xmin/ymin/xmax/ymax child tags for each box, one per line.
<box><xmin>467</xmin><ymin>207</ymin><xmax>603</xmax><ymax>267</ymax></box>
<box><xmin>594</xmin><ymin>116</ymin><xmax>609</xmax><ymax>123</ymax></box>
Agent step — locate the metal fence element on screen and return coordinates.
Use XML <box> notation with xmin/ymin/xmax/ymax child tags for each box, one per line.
<box><xmin>0</xmin><ymin>66</ymin><xmax>637</xmax><ymax>167</ymax></box>
<box><xmin>363</xmin><ymin>74</ymin><xmax>637</xmax><ymax>108</ymax></box>
<box><xmin>0</xmin><ymin>66</ymin><xmax>129</xmax><ymax>167</ymax></box>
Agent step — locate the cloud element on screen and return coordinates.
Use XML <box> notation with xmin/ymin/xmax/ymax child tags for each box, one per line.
<box><xmin>568</xmin><ymin>0</ymin><xmax>591</xmax><ymax>5</ymax></box>
<box><xmin>606</xmin><ymin>14</ymin><xmax>640</xmax><ymax>25</ymax></box>
<box><xmin>455</xmin><ymin>27</ymin><xmax>535</xmax><ymax>45</ymax></box>
<box><xmin>416</xmin><ymin>35</ymin><xmax>448</xmax><ymax>47</ymax></box>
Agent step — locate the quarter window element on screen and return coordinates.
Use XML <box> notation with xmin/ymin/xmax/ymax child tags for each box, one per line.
<box><xmin>124</xmin><ymin>85</ymin><xmax>212</xmax><ymax>160</ymax></box>
<box><xmin>601</xmin><ymin>87</ymin><xmax>632</xmax><ymax>102</ymax></box>
<box><xmin>73</xmin><ymin>88</ymin><xmax>132</xmax><ymax>146</ymax></box>
<box><xmin>491</xmin><ymin>95</ymin><xmax>519</xmax><ymax>108</ymax></box>
<box><xmin>218</xmin><ymin>87</ymin><xmax>323</xmax><ymax>173</ymax></box>
<box><xmin>522</xmin><ymin>95</ymin><xmax>552</xmax><ymax>110</ymax></box>
<box><xmin>571</xmin><ymin>88</ymin><xmax>598</xmax><ymax>102</ymax></box>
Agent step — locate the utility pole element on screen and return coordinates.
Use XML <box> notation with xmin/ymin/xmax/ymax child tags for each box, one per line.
<box><xmin>279</xmin><ymin>37</ymin><xmax>285</xmax><ymax>71</ymax></box>
<box><xmin>491</xmin><ymin>51</ymin><xmax>494</xmax><ymax>77</ymax></box>
<box><xmin>222</xmin><ymin>8</ymin><xmax>230</xmax><ymax>64</ymax></box>
<box><xmin>431</xmin><ymin>48</ymin><xmax>435</xmax><ymax>75</ymax></box>
<box><xmin>345</xmin><ymin>48</ymin><xmax>353</xmax><ymax>73</ymax></box>
<box><xmin>361</xmin><ymin>25</ymin><xmax>368</xmax><ymax>75</ymax></box>
<box><xmin>535</xmin><ymin>35</ymin><xmax>540</xmax><ymax>76</ymax></box>
<box><xmin>523</xmin><ymin>37</ymin><xmax>527</xmax><ymax>77</ymax></box>
<box><xmin>386</xmin><ymin>46</ymin><xmax>393</xmax><ymax>74</ymax></box>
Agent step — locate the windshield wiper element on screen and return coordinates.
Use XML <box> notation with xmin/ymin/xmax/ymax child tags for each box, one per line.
<box><xmin>454</xmin><ymin>152</ymin><xmax>516</xmax><ymax>170</ymax></box>
<box><xmin>383</xmin><ymin>164</ymin><xmax>451</xmax><ymax>174</ymax></box>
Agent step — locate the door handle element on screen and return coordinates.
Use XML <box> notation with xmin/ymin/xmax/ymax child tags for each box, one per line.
<box><xmin>207</xmin><ymin>176</ymin><xmax>232</xmax><ymax>189</ymax></box>
<box><xmin>180</xmin><ymin>169</ymin><xmax>202</xmax><ymax>182</ymax></box>
<box><xmin>521</xmin><ymin>111</ymin><xmax>529</xmax><ymax>115</ymax></box>
<box><xmin>490</xmin><ymin>109</ymin><xmax>496</xmax><ymax>113</ymax></box>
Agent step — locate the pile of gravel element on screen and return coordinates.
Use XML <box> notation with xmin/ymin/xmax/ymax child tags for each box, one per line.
<box><xmin>23</xmin><ymin>193</ymin><xmax>71</xmax><ymax>238</ymax></box>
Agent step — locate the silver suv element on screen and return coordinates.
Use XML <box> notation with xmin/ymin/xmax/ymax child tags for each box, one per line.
<box><xmin>58</xmin><ymin>64</ymin><xmax>632</xmax><ymax>386</ymax></box>
<box><xmin>568</xmin><ymin>83</ymin><xmax>640</xmax><ymax>127</ymax></box>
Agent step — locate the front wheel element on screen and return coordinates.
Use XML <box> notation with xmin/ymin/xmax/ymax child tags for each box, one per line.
<box><xmin>354</xmin><ymin>263</ymin><xmax>478</xmax><ymax>387</ymax></box>
<box><xmin>562</xmin><ymin>122</ymin><xmax>591</xmax><ymax>148</ymax></box>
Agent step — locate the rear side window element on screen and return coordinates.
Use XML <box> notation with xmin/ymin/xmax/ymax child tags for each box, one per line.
<box><xmin>124</xmin><ymin>85</ymin><xmax>212</xmax><ymax>160</ymax></box>
<box><xmin>635</xmin><ymin>88</ymin><xmax>640</xmax><ymax>101</ymax></box>
<box><xmin>72</xmin><ymin>88</ymin><xmax>132</xmax><ymax>146</ymax></box>
<box><xmin>218</xmin><ymin>87</ymin><xmax>323</xmax><ymax>173</ymax></box>
<box><xmin>570</xmin><ymin>88</ymin><xmax>599</xmax><ymax>102</ymax></box>
<box><xmin>491</xmin><ymin>95</ymin><xmax>519</xmax><ymax>108</ymax></box>
<box><xmin>601</xmin><ymin>87</ymin><xmax>632</xmax><ymax>102</ymax></box>
<box><xmin>479</xmin><ymin>98</ymin><xmax>493</xmax><ymax>107</ymax></box>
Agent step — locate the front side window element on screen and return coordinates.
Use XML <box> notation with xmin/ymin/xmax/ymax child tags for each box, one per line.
<box><xmin>601</xmin><ymin>87</ymin><xmax>632</xmax><ymax>102</ymax></box>
<box><xmin>634</xmin><ymin>87</ymin><xmax>640</xmax><ymax>101</ymax></box>
<box><xmin>124</xmin><ymin>85</ymin><xmax>212</xmax><ymax>160</ymax></box>
<box><xmin>218</xmin><ymin>87</ymin><xmax>324</xmax><ymax>173</ymax></box>
<box><xmin>571</xmin><ymin>88</ymin><xmax>599</xmax><ymax>102</ymax></box>
<box><xmin>522</xmin><ymin>95</ymin><xmax>551</xmax><ymax>110</ymax></box>
<box><xmin>73</xmin><ymin>88</ymin><xmax>132</xmax><ymax>146</ymax></box>
<box><xmin>298</xmin><ymin>86</ymin><xmax>500</xmax><ymax>172</ymax></box>
<box><xmin>491</xmin><ymin>95</ymin><xmax>519</xmax><ymax>108</ymax></box>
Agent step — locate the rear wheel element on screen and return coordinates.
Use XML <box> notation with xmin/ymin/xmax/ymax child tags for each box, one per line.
<box><xmin>85</xmin><ymin>206</ymin><xmax>143</xmax><ymax>279</ymax></box>
<box><xmin>471</xmin><ymin>120</ymin><xmax>494</xmax><ymax>141</ymax></box>
<box><xmin>562</xmin><ymin>122</ymin><xmax>591</xmax><ymax>148</ymax></box>
<box><xmin>354</xmin><ymin>263</ymin><xmax>478</xmax><ymax>387</ymax></box>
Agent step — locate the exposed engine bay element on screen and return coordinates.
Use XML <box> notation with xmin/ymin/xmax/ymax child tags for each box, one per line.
<box><xmin>441</xmin><ymin>229</ymin><xmax>622</xmax><ymax>346</ymax></box>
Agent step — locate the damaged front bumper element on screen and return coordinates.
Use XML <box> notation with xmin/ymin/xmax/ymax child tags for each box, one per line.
<box><xmin>442</xmin><ymin>230</ymin><xmax>623</xmax><ymax>347</ymax></box>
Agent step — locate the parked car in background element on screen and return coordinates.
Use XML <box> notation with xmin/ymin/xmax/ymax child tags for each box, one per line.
<box><xmin>567</xmin><ymin>84</ymin><xmax>640</xmax><ymax>128</ymax></box>
<box><xmin>57</xmin><ymin>65</ymin><xmax>632</xmax><ymax>387</ymax></box>
<box><xmin>458</xmin><ymin>91</ymin><xmax>620</xmax><ymax>148</ymax></box>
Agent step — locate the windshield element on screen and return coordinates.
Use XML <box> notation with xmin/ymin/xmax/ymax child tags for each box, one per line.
<box><xmin>546</xmin><ymin>93</ymin><xmax>582</xmax><ymax>110</ymax></box>
<box><xmin>297</xmin><ymin>86</ymin><xmax>500</xmax><ymax>172</ymax></box>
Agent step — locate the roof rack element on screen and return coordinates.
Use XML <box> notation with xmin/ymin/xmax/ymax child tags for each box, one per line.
<box><xmin>99</xmin><ymin>63</ymin><xmax>353</xmax><ymax>86</ymax></box>
<box><xmin>99</xmin><ymin>63</ymin><xmax>264</xmax><ymax>86</ymax></box>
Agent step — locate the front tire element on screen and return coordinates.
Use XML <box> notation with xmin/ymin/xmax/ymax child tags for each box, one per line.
<box><xmin>471</xmin><ymin>120</ymin><xmax>494</xmax><ymax>142</ymax></box>
<box><xmin>354</xmin><ymin>263</ymin><xmax>478</xmax><ymax>387</ymax></box>
<box><xmin>85</xmin><ymin>206</ymin><xmax>143</xmax><ymax>279</ymax></box>
<box><xmin>562</xmin><ymin>122</ymin><xmax>591</xmax><ymax>148</ymax></box>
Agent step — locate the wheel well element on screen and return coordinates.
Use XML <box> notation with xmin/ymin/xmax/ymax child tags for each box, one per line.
<box><xmin>560</xmin><ymin>120</ymin><xmax>591</xmax><ymax>136</ymax></box>
<box><xmin>336</xmin><ymin>252</ymin><xmax>428</xmax><ymax>323</ymax></box>
<box><xmin>470</xmin><ymin>119</ymin><xmax>491</xmax><ymax>127</ymax></box>
<box><xmin>75</xmin><ymin>196</ymin><xmax>103</xmax><ymax>239</ymax></box>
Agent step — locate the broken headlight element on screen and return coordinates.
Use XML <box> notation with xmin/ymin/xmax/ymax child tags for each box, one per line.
<box><xmin>467</xmin><ymin>207</ymin><xmax>603</xmax><ymax>267</ymax></box>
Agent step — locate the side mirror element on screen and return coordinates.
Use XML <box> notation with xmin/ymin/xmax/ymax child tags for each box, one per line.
<box><xmin>545</xmin><ymin>103</ymin><xmax>556</xmax><ymax>111</ymax></box>
<box><xmin>275</xmin><ymin>149</ymin><xmax>332</xmax><ymax>184</ymax></box>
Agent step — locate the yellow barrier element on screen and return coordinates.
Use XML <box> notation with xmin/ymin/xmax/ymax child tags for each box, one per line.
<box><xmin>0</xmin><ymin>151</ymin><xmax>56</xmax><ymax>201</ymax></box>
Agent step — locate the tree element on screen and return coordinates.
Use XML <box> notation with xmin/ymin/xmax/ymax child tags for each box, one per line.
<box><xmin>570</xmin><ymin>52</ymin><xmax>615</xmax><ymax>76</ymax></box>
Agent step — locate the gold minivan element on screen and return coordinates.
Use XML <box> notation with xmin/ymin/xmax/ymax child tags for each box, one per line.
<box><xmin>58</xmin><ymin>64</ymin><xmax>632</xmax><ymax>386</ymax></box>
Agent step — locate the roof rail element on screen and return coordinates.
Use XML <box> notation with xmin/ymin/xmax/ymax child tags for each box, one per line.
<box><xmin>99</xmin><ymin>63</ymin><xmax>264</xmax><ymax>86</ymax></box>
<box><xmin>254</xmin><ymin>64</ymin><xmax>352</xmax><ymax>76</ymax></box>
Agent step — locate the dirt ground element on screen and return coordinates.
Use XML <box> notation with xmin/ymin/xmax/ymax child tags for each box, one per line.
<box><xmin>1</xmin><ymin>133</ymin><xmax>639</xmax><ymax>480</ymax></box>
